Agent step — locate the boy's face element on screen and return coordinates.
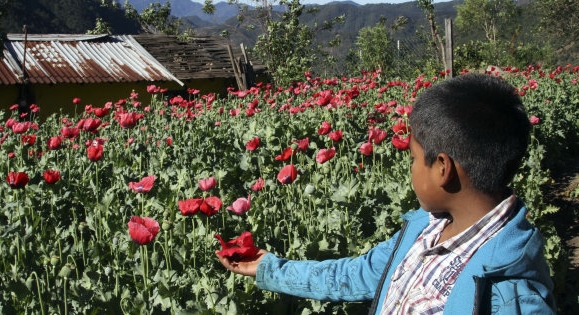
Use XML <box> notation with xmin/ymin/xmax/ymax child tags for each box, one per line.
<box><xmin>409</xmin><ymin>136</ymin><xmax>445</xmax><ymax>213</ymax></box>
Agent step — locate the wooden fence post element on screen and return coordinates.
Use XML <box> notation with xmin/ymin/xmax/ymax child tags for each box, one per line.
<box><xmin>444</xmin><ymin>18</ymin><xmax>453</xmax><ymax>77</ymax></box>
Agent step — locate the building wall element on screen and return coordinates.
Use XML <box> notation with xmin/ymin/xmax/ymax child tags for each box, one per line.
<box><xmin>0</xmin><ymin>76</ymin><xmax>263</xmax><ymax>121</ymax></box>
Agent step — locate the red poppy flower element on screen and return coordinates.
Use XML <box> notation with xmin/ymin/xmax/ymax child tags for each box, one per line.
<box><xmin>165</xmin><ymin>137</ymin><xmax>173</xmax><ymax>146</ymax></box>
<box><xmin>245</xmin><ymin>137</ymin><xmax>260</xmax><ymax>151</ymax></box>
<box><xmin>198</xmin><ymin>177</ymin><xmax>217</xmax><ymax>191</ymax></box>
<box><xmin>214</xmin><ymin>231</ymin><xmax>260</xmax><ymax>262</ymax></box>
<box><xmin>316</xmin><ymin>147</ymin><xmax>336</xmax><ymax>164</ymax></box>
<box><xmin>328</xmin><ymin>130</ymin><xmax>343</xmax><ymax>142</ymax></box>
<box><xmin>117</xmin><ymin>112</ymin><xmax>144</xmax><ymax>129</ymax></box>
<box><xmin>277</xmin><ymin>164</ymin><xmax>298</xmax><ymax>184</ymax></box>
<box><xmin>127</xmin><ymin>216</ymin><xmax>160</xmax><ymax>245</ymax></box>
<box><xmin>227</xmin><ymin>195</ymin><xmax>251</xmax><ymax>215</ymax></box>
<box><xmin>87</xmin><ymin>140</ymin><xmax>104</xmax><ymax>162</ymax></box>
<box><xmin>392</xmin><ymin>134</ymin><xmax>411</xmax><ymax>150</ymax></box>
<box><xmin>251</xmin><ymin>177</ymin><xmax>265</xmax><ymax>191</ymax></box>
<box><xmin>317</xmin><ymin>121</ymin><xmax>332</xmax><ymax>135</ymax></box>
<box><xmin>77</xmin><ymin>118</ymin><xmax>101</xmax><ymax>133</ymax></box>
<box><xmin>21</xmin><ymin>134</ymin><xmax>37</xmax><ymax>145</ymax></box>
<box><xmin>6</xmin><ymin>171</ymin><xmax>29</xmax><ymax>189</ymax></box>
<box><xmin>275</xmin><ymin>147</ymin><xmax>294</xmax><ymax>161</ymax></box>
<box><xmin>43</xmin><ymin>170</ymin><xmax>61</xmax><ymax>184</ymax></box>
<box><xmin>72</xmin><ymin>97</ymin><xmax>81</xmax><ymax>105</ymax></box>
<box><xmin>93</xmin><ymin>107</ymin><xmax>110</xmax><ymax>117</ymax></box>
<box><xmin>146</xmin><ymin>85</ymin><xmax>159</xmax><ymax>94</ymax></box>
<box><xmin>391</xmin><ymin>120</ymin><xmax>409</xmax><ymax>135</ymax></box>
<box><xmin>129</xmin><ymin>175</ymin><xmax>156</xmax><ymax>193</ymax></box>
<box><xmin>200</xmin><ymin>196</ymin><xmax>222</xmax><ymax>216</ymax></box>
<box><xmin>47</xmin><ymin>136</ymin><xmax>63</xmax><ymax>150</ymax></box>
<box><xmin>360</xmin><ymin>142</ymin><xmax>373</xmax><ymax>156</ymax></box>
<box><xmin>12</xmin><ymin>121</ymin><xmax>31</xmax><ymax>134</ymax></box>
<box><xmin>60</xmin><ymin>127</ymin><xmax>80</xmax><ymax>139</ymax></box>
<box><xmin>368</xmin><ymin>127</ymin><xmax>387</xmax><ymax>144</ymax></box>
<box><xmin>293</xmin><ymin>137</ymin><xmax>309</xmax><ymax>152</ymax></box>
<box><xmin>178</xmin><ymin>198</ymin><xmax>203</xmax><ymax>216</ymax></box>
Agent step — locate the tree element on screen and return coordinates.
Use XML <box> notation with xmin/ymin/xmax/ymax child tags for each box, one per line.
<box><xmin>87</xmin><ymin>17</ymin><xmax>112</xmax><ymax>35</ymax></box>
<box><xmin>534</xmin><ymin>0</ymin><xmax>579</xmax><ymax>63</ymax></box>
<box><xmin>124</xmin><ymin>1</ymin><xmax>181</xmax><ymax>35</ymax></box>
<box><xmin>354</xmin><ymin>17</ymin><xmax>407</xmax><ymax>74</ymax></box>
<box><xmin>416</xmin><ymin>0</ymin><xmax>446</xmax><ymax>68</ymax></box>
<box><xmin>252</xmin><ymin>0</ymin><xmax>316</xmax><ymax>86</ymax></box>
<box><xmin>455</xmin><ymin>0</ymin><xmax>520</xmax><ymax>64</ymax></box>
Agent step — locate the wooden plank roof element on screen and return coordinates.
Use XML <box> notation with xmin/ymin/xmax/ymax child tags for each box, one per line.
<box><xmin>132</xmin><ymin>34</ymin><xmax>265</xmax><ymax>81</ymax></box>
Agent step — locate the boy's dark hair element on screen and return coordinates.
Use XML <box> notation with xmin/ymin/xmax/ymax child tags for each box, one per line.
<box><xmin>409</xmin><ymin>73</ymin><xmax>531</xmax><ymax>194</ymax></box>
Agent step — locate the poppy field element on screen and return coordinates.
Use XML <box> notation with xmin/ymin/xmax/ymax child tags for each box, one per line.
<box><xmin>1</xmin><ymin>67</ymin><xmax>578</xmax><ymax>314</ymax></box>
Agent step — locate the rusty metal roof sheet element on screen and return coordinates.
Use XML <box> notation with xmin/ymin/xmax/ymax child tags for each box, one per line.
<box><xmin>1</xmin><ymin>34</ymin><xmax>183</xmax><ymax>85</ymax></box>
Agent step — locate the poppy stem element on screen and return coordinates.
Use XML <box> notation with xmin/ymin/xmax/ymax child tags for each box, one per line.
<box><xmin>191</xmin><ymin>217</ymin><xmax>196</xmax><ymax>269</ymax></box>
<box><xmin>30</xmin><ymin>271</ymin><xmax>45</xmax><ymax>315</ymax></box>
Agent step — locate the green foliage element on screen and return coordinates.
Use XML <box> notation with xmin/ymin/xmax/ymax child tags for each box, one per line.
<box><xmin>0</xmin><ymin>0</ymin><xmax>140</xmax><ymax>34</ymax></box>
<box><xmin>0</xmin><ymin>66</ymin><xmax>576</xmax><ymax>314</ymax></box>
<box><xmin>533</xmin><ymin>0</ymin><xmax>579</xmax><ymax>65</ymax></box>
<box><xmin>454</xmin><ymin>39</ymin><xmax>554</xmax><ymax>70</ymax></box>
<box><xmin>86</xmin><ymin>18</ymin><xmax>113</xmax><ymax>35</ymax></box>
<box><xmin>124</xmin><ymin>1</ymin><xmax>182</xmax><ymax>35</ymax></box>
<box><xmin>251</xmin><ymin>0</ymin><xmax>316</xmax><ymax>86</ymax></box>
<box><xmin>354</xmin><ymin>19</ymin><xmax>395</xmax><ymax>73</ymax></box>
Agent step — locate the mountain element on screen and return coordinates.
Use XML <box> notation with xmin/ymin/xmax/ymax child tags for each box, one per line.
<box><xmin>126</xmin><ymin>0</ymin><xmax>254</xmax><ymax>24</ymax></box>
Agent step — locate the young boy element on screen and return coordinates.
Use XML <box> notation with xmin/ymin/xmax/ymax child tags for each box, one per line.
<box><xmin>216</xmin><ymin>74</ymin><xmax>556</xmax><ymax>314</ymax></box>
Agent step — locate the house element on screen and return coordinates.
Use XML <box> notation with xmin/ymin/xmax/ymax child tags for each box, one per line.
<box><xmin>0</xmin><ymin>33</ymin><xmax>265</xmax><ymax>119</ymax></box>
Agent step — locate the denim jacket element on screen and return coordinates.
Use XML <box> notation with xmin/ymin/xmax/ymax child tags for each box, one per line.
<box><xmin>256</xmin><ymin>199</ymin><xmax>556</xmax><ymax>314</ymax></box>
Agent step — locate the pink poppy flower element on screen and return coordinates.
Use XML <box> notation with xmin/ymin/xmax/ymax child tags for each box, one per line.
<box><xmin>529</xmin><ymin>115</ymin><xmax>540</xmax><ymax>125</ymax></box>
<box><xmin>129</xmin><ymin>175</ymin><xmax>156</xmax><ymax>193</ymax></box>
<box><xmin>251</xmin><ymin>178</ymin><xmax>265</xmax><ymax>191</ymax></box>
<box><xmin>227</xmin><ymin>195</ymin><xmax>251</xmax><ymax>215</ymax></box>
<box><xmin>317</xmin><ymin>121</ymin><xmax>332</xmax><ymax>135</ymax></box>
<box><xmin>328</xmin><ymin>130</ymin><xmax>343</xmax><ymax>142</ymax></box>
<box><xmin>360</xmin><ymin>142</ymin><xmax>373</xmax><ymax>156</ymax></box>
<box><xmin>198</xmin><ymin>177</ymin><xmax>217</xmax><ymax>191</ymax></box>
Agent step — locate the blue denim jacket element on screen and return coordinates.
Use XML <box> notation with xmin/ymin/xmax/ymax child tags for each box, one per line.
<box><xmin>256</xmin><ymin>200</ymin><xmax>556</xmax><ymax>314</ymax></box>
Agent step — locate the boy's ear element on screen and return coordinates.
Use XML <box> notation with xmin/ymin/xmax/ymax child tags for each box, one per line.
<box><xmin>436</xmin><ymin>153</ymin><xmax>458</xmax><ymax>189</ymax></box>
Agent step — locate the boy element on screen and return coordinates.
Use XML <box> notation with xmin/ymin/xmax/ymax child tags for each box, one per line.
<box><xmin>216</xmin><ymin>74</ymin><xmax>556</xmax><ymax>314</ymax></box>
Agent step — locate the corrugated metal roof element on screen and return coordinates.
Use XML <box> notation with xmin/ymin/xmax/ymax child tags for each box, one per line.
<box><xmin>0</xmin><ymin>50</ymin><xmax>22</xmax><ymax>85</ymax></box>
<box><xmin>0</xmin><ymin>34</ymin><xmax>183</xmax><ymax>86</ymax></box>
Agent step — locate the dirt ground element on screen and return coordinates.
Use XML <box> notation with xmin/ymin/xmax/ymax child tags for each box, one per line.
<box><xmin>545</xmin><ymin>158</ymin><xmax>579</xmax><ymax>313</ymax></box>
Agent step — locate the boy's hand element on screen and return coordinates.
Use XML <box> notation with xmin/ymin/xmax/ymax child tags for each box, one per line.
<box><xmin>215</xmin><ymin>249</ymin><xmax>268</xmax><ymax>277</ymax></box>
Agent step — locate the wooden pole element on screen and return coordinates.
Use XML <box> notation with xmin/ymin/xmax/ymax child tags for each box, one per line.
<box><xmin>444</xmin><ymin>18</ymin><xmax>453</xmax><ymax>77</ymax></box>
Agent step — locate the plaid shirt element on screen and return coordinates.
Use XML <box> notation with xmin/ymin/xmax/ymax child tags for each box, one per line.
<box><xmin>380</xmin><ymin>194</ymin><xmax>516</xmax><ymax>314</ymax></box>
